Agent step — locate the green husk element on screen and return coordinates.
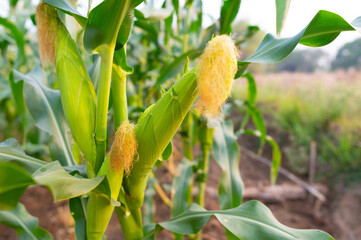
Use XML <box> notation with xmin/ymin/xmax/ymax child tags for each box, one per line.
<box><xmin>56</xmin><ymin>29</ymin><xmax>97</xmax><ymax>174</ymax></box>
<box><xmin>37</xmin><ymin>3</ymin><xmax>97</xmax><ymax>175</ymax></box>
<box><xmin>124</xmin><ymin>69</ymin><xmax>198</xmax><ymax>210</ymax></box>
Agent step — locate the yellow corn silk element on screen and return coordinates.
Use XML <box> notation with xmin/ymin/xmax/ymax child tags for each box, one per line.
<box><xmin>196</xmin><ymin>35</ymin><xmax>238</xmax><ymax>115</ymax></box>
<box><xmin>124</xmin><ymin>35</ymin><xmax>238</xmax><ymax>210</ymax></box>
<box><xmin>36</xmin><ymin>3</ymin><xmax>97</xmax><ymax>175</ymax></box>
<box><xmin>110</xmin><ymin>121</ymin><xmax>138</xmax><ymax>176</ymax></box>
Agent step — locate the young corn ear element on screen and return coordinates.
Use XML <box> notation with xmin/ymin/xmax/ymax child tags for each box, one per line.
<box><xmin>196</xmin><ymin>35</ymin><xmax>238</xmax><ymax>115</ymax></box>
<box><xmin>86</xmin><ymin>122</ymin><xmax>137</xmax><ymax>240</ymax></box>
<box><xmin>125</xmin><ymin>70</ymin><xmax>198</xmax><ymax>209</ymax></box>
<box><xmin>124</xmin><ymin>35</ymin><xmax>238</xmax><ymax>210</ymax></box>
<box><xmin>36</xmin><ymin>3</ymin><xmax>97</xmax><ymax>173</ymax></box>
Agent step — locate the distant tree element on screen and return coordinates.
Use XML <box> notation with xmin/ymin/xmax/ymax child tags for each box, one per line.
<box><xmin>331</xmin><ymin>38</ymin><xmax>361</xmax><ymax>70</ymax></box>
<box><xmin>274</xmin><ymin>49</ymin><xmax>327</xmax><ymax>72</ymax></box>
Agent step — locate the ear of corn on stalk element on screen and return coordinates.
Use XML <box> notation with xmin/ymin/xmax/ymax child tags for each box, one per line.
<box><xmin>124</xmin><ymin>35</ymin><xmax>237</xmax><ymax>213</ymax></box>
<box><xmin>36</xmin><ymin>3</ymin><xmax>97</xmax><ymax>175</ymax></box>
<box><xmin>87</xmin><ymin>121</ymin><xmax>137</xmax><ymax>240</ymax></box>
<box><xmin>124</xmin><ymin>70</ymin><xmax>198</xmax><ymax>210</ymax></box>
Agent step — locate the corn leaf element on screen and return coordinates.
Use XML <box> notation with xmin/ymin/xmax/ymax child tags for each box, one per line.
<box><xmin>84</xmin><ymin>0</ymin><xmax>143</xmax><ymax>52</ymax></box>
<box><xmin>171</xmin><ymin>158</ymin><xmax>194</xmax><ymax>217</ymax></box>
<box><xmin>43</xmin><ymin>0</ymin><xmax>87</xmax><ymax>28</ymax></box>
<box><xmin>220</xmin><ymin>0</ymin><xmax>241</xmax><ymax>34</ymax></box>
<box><xmin>0</xmin><ymin>17</ymin><xmax>25</xmax><ymax>69</ymax></box>
<box><xmin>242</xmin><ymin>72</ymin><xmax>257</xmax><ymax>106</ymax></box>
<box><xmin>237</xmin><ymin>10</ymin><xmax>355</xmax><ymax>75</ymax></box>
<box><xmin>240</xmin><ymin>129</ymin><xmax>282</xmax><ymax>185</ymax></box>
<box><xmin>275</xmin><ymin>0</ymin><xmax>291</xmax><ymax>36</ymax></box>
<box><xmin>153</xmin><ymin>201</ymin><xmax>334</xmax><ymax>239</ymax></box>
<box><xmin>31</xmin><ymin>161</ymin><xmax>103</xmax><ymax>201</ymax></box>
<box><xmin>9</xmin><ymin>71</ymin><xmax>32</xmax><ymax>134</ymax></box>
<box><xmin>143</xmin><ymin>176</ymin><xmax>156</xmax><ymax>225</ymax></box>
<box><xmin>0</xmin><ymin>138</ymin><xmax>46</xmax><ymax>174</ymax></box>
<box><xmin>69</xmin><ymin>198</ymin><xmax>87</xmax><ymax>240</ymax></box>
<box><xmin>150</xmin><ymin>49</ymin><xmax>201</xmax><ymax>93</ymax></box>
<box><xmin>212</xmin><ymin>120</ymin><xmax>243</xmax><ymax>210</ymax></box>
<box><xmin>0</xmin><ymin>162</ymin><xmax>35</xmax><ymax>210</ymax></box>
<box><xmin>0</xmin><ymin>203</ymin><xmax>53</xmax><ymax>240</ymax></box>
<box><xmin>0</xmin><ymin>76</ymin><xmax>11</xmax><ymax>101</ymax></box>
<box><xmin>13</xmin><ymin>68</ymin><xmax>76</xmax><ymax>166</ymax></box>
<box><xmin>351</xmin><ymin>16</ymin><xmax>361</xmax><ymax>31</ymax></box>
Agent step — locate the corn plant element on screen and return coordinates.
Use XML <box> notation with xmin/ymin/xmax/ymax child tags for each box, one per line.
<box><xmin>0</xmin><ymin>0</ymin><xmax>359</xmax><ymax>239</ymax></box>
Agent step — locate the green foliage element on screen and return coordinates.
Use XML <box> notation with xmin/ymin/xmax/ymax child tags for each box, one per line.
<box><xmin>233</xmin><ymin>72</ymin><xmax>361</xmax><ymax>178</ymax></box>
<box><xmin>0</xmin><ymin>138</ymin><xmax>45</xmax><ymax>174</ymax></box>
<box><xmin>14</xmin><ymin>68</ymin><xmax>76</xmax><ymax>166</ymax></box>
<box><xmin>0</xmin><ymin>162</ymin><xmax>35</xmax><ymax>210</ymax></box>
<box><xmin>149</xmin><ymin>201</ymin><xmax>334</xmax><ymax>239</ymax></box>
<box><xmin>237</xmin><ymin>10</ymin><xmax>354</xmax><ymax>76</ymax></box>
<box><xmin>0</xmin><ymin>203</ymin><xmax>53</xmax><ymax>240</ymax></box>
<box><xmin>275</xmin><ymin>0</ymin><xmax>291</xmax><ymax>36</ymax></box>
<box><xmin>220</xmin><ymin>0</ymin><xmax>242</xmax><ymax>34</ymax></box>
<box><xmin>213</xmin><ymin>120</ymin><xmax>244</xmax><ymax>209</ymax></box>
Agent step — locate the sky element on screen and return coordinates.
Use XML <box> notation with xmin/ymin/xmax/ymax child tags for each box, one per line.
<box><xmin>1</xmin><ymin>0</ymin><xmax>360</xmax><ymax>56</ymax></box>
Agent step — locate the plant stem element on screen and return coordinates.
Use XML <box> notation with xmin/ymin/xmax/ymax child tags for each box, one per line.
<box><xmin>116</xmin><ymin>207</ymin><xmax>144</xmax><ymax>240</ymax></box>
<box><xmin>112</xmin><ymin>65</ymin><xmax>128</xmax><ymax>130</ymax></box>
<box><xmin>182</xmin><ymin>113</ymin><xmax>193</xmax><ymax>160</ymax></box>
<box><xmin>86</xmin><ymin>192</ymin><xmax>114</xmax><ymax>240</ymax></box>
<box><xmin>95</xmin><ymin>47</ymin><xmax>114</xmax><ymax>174</ymax></box>
<box><xmin>196</xmin><ymin>125</ymin><xmax>214</xmax><ymax>240</ymax></box>
<box><xmin>154</xmin><ymin>182</ymin><xmax>171</xmax><ymax>208</ymax></box>
<box><xmin>197</xmin><ymin>145</ymin><xmax>211</xmax><ymax>207</ymax></box>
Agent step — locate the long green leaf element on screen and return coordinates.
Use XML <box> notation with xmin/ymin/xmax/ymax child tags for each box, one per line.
<box><xmin>155</xmin><ymin>201</ymin><xmax>334</xmax><ymax>240</ymax></box>
<box><xmin>212</xmin><ymin>120</ymin><xmax>243</xmax><ymax>210</ymax></box>
<box><xmin>150</xmin><ymin>49</ymin><xmax>201</xmax><ymax>93</ymax></box>
<box><xmin>14</xmin><ymin>68</ymin><xmax>75</xmax><ymax>166</ymax></box>
<box><xmin>0</xmin><ymin>17</ymin><xmax>25</xmax><ymax>68</ymax></box>
<box><xmin>0</xmin><ymin>203</ymin><xmax>53</xmax><ymax>240</ymax></box>
<box><xmin>171</xmin><ymin>158</ymin><xmax>194</xmax><ymax>217</ymax></box>
<box><xmin>0</xmin><ymin>139</ymin><xmax>46</xmax><ymax>174</ymax></box>
<box><xmin>275</xmin><ymin>0</ymin><xmax>291</xmax><ymax>36</ymax></box>
<box><xmin>242</xmin><ymin>72</ymin><xmax>256</xmax><ymax>106</ymax></box>
<box><xmin>32</xmin><ymin>161</ymin><xmax>104</xmax><ymax>201</ymax></box>
<box><xmin>0</xmin><ymin>163</ymin><xmax>35</xmax><ymax>210</ymax></box>
<box><xmin>237</xmin><ymin>10</ymin><xmax>355</xmax><ymax>75</ymax></box>
<box><xmin>69</xmin><ymin>197</ymin><xmax>87</xmax><ymax>240</ymax></box>
<box><xmin>220</xmin><ymin>0</ymin><xmax>241</xmax><ymax>34</ymax></box>
<box><xmin>83</xmin><ymin>0</ymin><xmax>143</xmax><ymax>52</ymax></box>
<box><xmin>9</xmin><ymin>71</ymin><xmax>31</xmax><ymax>133</ymax></box>
<box><xmin>241</xmin><ymin>129</ymin><xmax>281</xmax><ymax>185</ymax></box>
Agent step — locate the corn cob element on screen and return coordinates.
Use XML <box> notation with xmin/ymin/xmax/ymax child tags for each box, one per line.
<box><xmin>36</xmin><ymin>3</ymin><xmax>97</xmax><ymax>176</ymax></box>
<box><xmin>124</xmin><ymin>35</ymin><xmax>237</xmax><ymax>212</ymax></box>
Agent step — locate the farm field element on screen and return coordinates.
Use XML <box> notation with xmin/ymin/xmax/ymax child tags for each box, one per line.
<box><xmin>1</xmin><ymin>0</ymin><xmax>361</xmax><ymax>240</ymax></box>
